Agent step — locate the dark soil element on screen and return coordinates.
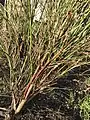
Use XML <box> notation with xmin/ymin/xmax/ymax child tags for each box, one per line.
<box><xmin>0</xmin><ymin>65</ymin><xmax>90</xmax><ymax>120</ymax></box>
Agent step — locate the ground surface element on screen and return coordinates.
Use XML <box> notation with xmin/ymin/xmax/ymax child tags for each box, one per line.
<box><xmin>0</xmin><ymin>65</ymin><xmax>90</xmax><ymax>120</ymax></box>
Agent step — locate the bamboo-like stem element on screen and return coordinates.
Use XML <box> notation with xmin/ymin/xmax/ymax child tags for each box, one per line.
<box><xmin>15</xmin><ymin>84</ymin><xmax>33</xmax><ymax>114</ymax></box>
<box><xmin>15</xmin><ymin>99</ymin><xmax>26</xmax><ymax>114</ymax></box>
<box><xmin>28</xmin><ymin>0</ymin><xmax>32</xmax><ymax>76</ymax></box>
<box><xmin>24</xmin><ymin>60</ymin><xmax>50</xmax><ymax>98</ymax></box>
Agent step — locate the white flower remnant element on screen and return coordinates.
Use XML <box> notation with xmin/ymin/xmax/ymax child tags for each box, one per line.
<box><xmin>32</xmin><ymin>0</ymin><xmax>46</xmax><ymax>22</ymax></box>
<box><xmin>33</xmin><ymin>3</ymin><xmax>42</xmax><ymax>21</ymax></box>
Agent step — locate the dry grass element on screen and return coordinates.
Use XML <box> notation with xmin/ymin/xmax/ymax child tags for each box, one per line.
<box><xmin>0</xmin><ymin>0</ymin><xmax>90</xmax><ymax>119</ymax></box>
